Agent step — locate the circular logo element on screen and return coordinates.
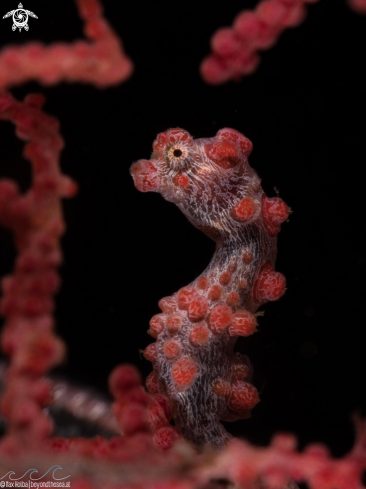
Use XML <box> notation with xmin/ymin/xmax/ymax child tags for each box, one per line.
<box><xmin>12</xmin><ymin>8</ymin><xmax>28</xmax><ymax>28</ymax></box>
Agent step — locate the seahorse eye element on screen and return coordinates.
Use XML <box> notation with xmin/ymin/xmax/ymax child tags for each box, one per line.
<box><xmin>167</xmin><ymin>144</ymin><xmax>189</xmax><ymax>167</ymax></box>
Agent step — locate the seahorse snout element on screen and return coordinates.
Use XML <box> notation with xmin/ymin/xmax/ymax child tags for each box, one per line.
<box><xmin>130</xmin><ymin>159</ymin><xmax>160</xmax><ymax>193</ymax></box>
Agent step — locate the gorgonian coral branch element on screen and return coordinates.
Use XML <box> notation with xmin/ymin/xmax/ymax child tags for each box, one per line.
<box><xmin>0</xmin><ymin>90</ymin><xmax>77</xmax><ymax>452</ymax></box>
<box><xmin>131</xmin><ymin>127</ymin><xmax>289</xmax><ymax>449</ymax></box>
<box><xmin>0</xmin><ymin>0</ymin><xmax>133</xmax><ymax>89</ymax></box>
<box><xmin>200</xmin><ymin>0</ymin><xmax>366</xmax><ymax>85</ymax></box>
<box><xmin>200</xmin><ymin>0</ymin><xmax>320</xmax><ymax>85</ymax></box>
<box><xmin>348</xmin><ymin>0</ymin><xmax>366</xmax><ymax>13</ymax></box>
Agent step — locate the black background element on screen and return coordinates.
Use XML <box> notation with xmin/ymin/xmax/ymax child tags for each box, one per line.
<box><xmin>0</xmin><ymin>0</ymin><xmax>365</xmax><ymax>457</ymax></box>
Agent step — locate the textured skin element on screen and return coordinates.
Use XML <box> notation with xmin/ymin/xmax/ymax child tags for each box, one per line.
<box><xmin>130</xmin><ymin>128</ymin><xmax>289</xmax><ymax>449</ymax></box>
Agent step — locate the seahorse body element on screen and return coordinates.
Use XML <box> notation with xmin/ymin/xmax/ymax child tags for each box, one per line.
<box><xmin>130</xmin><ymin>128</ymin><xmax>289</xmax><ymax>449</ymax></box>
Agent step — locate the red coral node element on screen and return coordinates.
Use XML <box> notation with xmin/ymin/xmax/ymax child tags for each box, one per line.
<box><xmin>208</xmin><ymin>304</ymin><xmax>233</xmax><ymax>334</ymax></box>
<box><xmin>200</xmin><ymin>56</ymin><xmax>232</xmax><ymax>85</ymax></box>
<box><xmin>253</xmin><ymin>261</ymin><xmax>286</xmax><ymax>303</ymax></box>
<box><xmin>256</xmin><ymin>0</ymin><xmax>289</xmax><ymax>27</ymax></box>
<box><xmin>114</xmin><ymin>402</ymin><xmax>150</xmax><ymax>437</ymax></box>
<box><xmin>230</xmin><ymin>197</ymin><xmax>257</xmax><ymax>222</ymax></box>
<box><xmin>211</xmin><ymin>28</ymin><xmax>242</xmax><ymax>57</ymax></box>
<box><xmin>109</xmin><ymin>364</ymin><xmax>142</xmax><ymax>400</ymax></box>
<box><xmin>154</xmin><ymin>426</ymin><xmax>181</xmax><ymax>451</ymax></box>
<box><xmin>228</xmin><ymin>310</ymin><xmax>258</xmax><ymax>337</ymax></box>
<box><xmin>262</xmin><ymin>195</ymin><xmax>289</xmax><ymax>236</ymax></box>
<box><xmin>228</xmin><ymin>381</ymin><xmax>260</xmax><ymax>412</ymax></box>
<box><xmin>171</xmin><ymin>357</ymin><xmax>198</xmax><ymax>389</ymax></box>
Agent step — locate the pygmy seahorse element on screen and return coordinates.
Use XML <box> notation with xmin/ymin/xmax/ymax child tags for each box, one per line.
<box><xmin>130</xmin><ymin>128</ymin><xmax>289</xmax><ymax>449</ymax></box>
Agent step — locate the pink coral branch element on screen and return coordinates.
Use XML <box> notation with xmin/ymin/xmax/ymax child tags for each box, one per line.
<box><xmin>0</xmin><ymin>0</ymin><xmax>133</xmax><ymax>89</ymax></box>
<box><xmin>348</xmin><ymin>0</ymin><xmax>366</xmax><ymax>13</ymax></box>
<box><xmin>209</xmin><ymin>417</ymin><xmax>366</xmax><ymax>489</ymax></box>
<box><xmin>200</xmin><ymin>0</ymin><xmax>320</xmax><ymax>85</ymax></box>
<box><xmin>200</xmin><ymin>0</ymin><xmax>366</xmax><ymax>84</ymax></box>
<box><xmin>0</xmin><ymin>90</ymin><xmax>77</xmax><ymax>452</ymax></box>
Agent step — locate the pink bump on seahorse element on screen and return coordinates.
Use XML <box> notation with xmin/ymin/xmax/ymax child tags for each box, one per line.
<box><xmin>130</xmin><ymin>128</ymin><xmax>289</xmax><ymax>449</ymax></box>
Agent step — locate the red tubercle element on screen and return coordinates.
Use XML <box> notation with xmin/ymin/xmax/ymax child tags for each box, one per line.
<box><xmin>130</xmin><ymin>159</ymin><xmax>159</xmax><ymax>193</ymax></box>
<box><xmin>148</xmin><ymin>314</ymin><xmax>165</xmax><ymax>338</ymax></box>
<box><xmin>261</xmin><ymin>195</ymin><xmax>289</xmax><ymax>237</ymax></box>
<box><xmin>188</xmin><ymin>295</ymin><xmax>209</xmax><ymax>322</ymax></box>
<box><xmin>173</xmin><ymin>173</ymin><xmax>190</xmax><ymax>187</ymax></box>
<box><xmin>197</xmin><ymin>276</ymin><xmax>209</xmax><ymax>290</ymax></box>
<box><xmin>166</xmin><ymin>313</ymin><xmax>184</xmax><ymax>334</ymax></box>
<box><xmin>242</xmin><ymin>250</ymin><xmax>254</xmax><ymax>263</ymax></box>
<box><xmin>205</xmin><ymin>140</ymin><xmax>242</xmax><ymax>169</ymax></box>
<box><xmin>226</xmin><ymin>292</ymin><xmax>240</xmax><ymax>306</ymax></box>
<box><xmin>152</xmin><ymin>128</ymin><xmax>192</xmax><ymax>155</ymax></box>
<box><xmin>166</xmin><ymin>128</ymin><xmax>192</xmax><ymax>145</ymax></box>
<box><xmin>253</xmin><ymin>261</ymin><xmax>286</xmax><ymax>303</ymax></box>
<box><xmin>213</xmin><ymin>381</ymin><xmax>231</xmax><ymax>398</ymax></box>
<box><xmin>208</xmin><ymin>285</ymin><xmax>222</xmax><ymax>301</ymax></box>
<box><xmin>227</xmin><ymin>381</ymin><xmax>260</xmax><ymax>412</ymax></box>
<box><xmin>143</xmin><ymin>343</ymin><xmax>158</xmax><ymax>363</ymax></box>
<box><xmin>158</xmin><ymin>295</ymin><xmax>177</xmax><ymax>314</ymax></box>
<box><xmin>171</xmin><ymin>357</ymin><xmax>198</xmax><ymax>389</ymax></box>
<box><xmin>230</xmin><ymin>197</ymin><xmax>257</xmax><ymax>223</ymax></box>
<box><xmin>146</xmin><ymin>371</ymin><xmax>160</xmax><ymax>394</ymax></box>
<box><xmin>208</xmin><ymin>304</ymin><xmax>233</xmax><ymax>335</ymax></box>
<box><xmin>152</xmin><ymin>132</ymin><xmax>168</xmax><ymax>154</ymax></box>
<box><xmin>219</xmin><ymin>271</ymin><xmax>232</xmax><ymax>286</ymax></box>
<box><xmin>239</xmin><ymin>279</ymin><xmax>248</xmax><ymax>289</ymax></box>
<box><xmin>189</xmin><ymin>323</ymin><xmax>210</xmax><ymax>346</ymax></box>
<box><xmin>232</xmin><ymin>364</ymin><xmax>250</xmax><ymax>381</ymax></box>
<box><xmin>163</xmin><ymin>339</ymin><xmax>181</xmax><ymax>359</ymax></box>
<box><xmin>228</xmin><ymin>310</ymin><xmax>257</xmax><ymax>337</ymax></box>
<box><xmin>216</xmin><ymin>128</ymin><xmax>253</xmax><ymax>157</ymax></box>
<box><xmin>177</xmin><ymin>286</ymin><xmax>197</xmax><ymax>310</ymax></box>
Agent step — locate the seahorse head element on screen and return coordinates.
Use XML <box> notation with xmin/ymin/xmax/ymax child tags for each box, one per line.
<box><xmin>130</xmin><ymin>128</ymin><xmax>261</xmax><ymax>240</ymax></box>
